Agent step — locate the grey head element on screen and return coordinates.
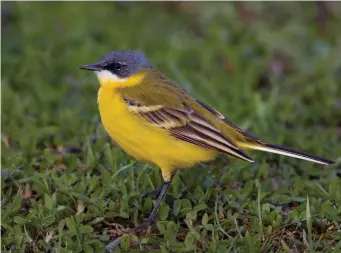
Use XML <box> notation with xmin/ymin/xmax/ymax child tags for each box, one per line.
<box><xmin>79</xmin><ymin>50</ymin><xmax>152</xmax><ymax>78</ymax></box>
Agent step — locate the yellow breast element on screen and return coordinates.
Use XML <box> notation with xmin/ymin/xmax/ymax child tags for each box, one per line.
<box><xmin>97</xmin><ymin>87</ymin><xmax>217</xmax><ymax>181</ymax></box>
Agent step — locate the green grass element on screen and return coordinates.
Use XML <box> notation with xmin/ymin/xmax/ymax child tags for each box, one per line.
<box><xmin>1</xmin><ymin>2</ymin><xmax>341</xmax><ymax>253</ymax></box>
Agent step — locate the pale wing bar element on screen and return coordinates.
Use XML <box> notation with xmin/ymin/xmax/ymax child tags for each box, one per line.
<box><xmin>124</xmin><ymin>98</ymin><xmax>253</xmax><ymax>162</ymax></box>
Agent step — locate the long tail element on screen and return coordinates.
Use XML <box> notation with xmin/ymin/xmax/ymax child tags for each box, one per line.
<box><xmin>239</xmin><ymin>142</ymin><xmax>335</xmax><ymax>166</ymax></box>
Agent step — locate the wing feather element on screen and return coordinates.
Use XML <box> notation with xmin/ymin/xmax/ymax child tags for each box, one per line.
<box><xmin>124</xmin><ymin>96</ymin><xmax>254</xmax><ymax>162</ymax></box>
<box><xmin>195</xmin><ymin>98</ymin><xmax>263</xmax><ymax>143</ymax></box>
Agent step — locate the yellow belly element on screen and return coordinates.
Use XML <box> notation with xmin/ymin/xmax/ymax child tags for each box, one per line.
<box><xmin>98</xmin><ymin>87</ymin><xmax>217</xmax><ymax>181</ymax></box>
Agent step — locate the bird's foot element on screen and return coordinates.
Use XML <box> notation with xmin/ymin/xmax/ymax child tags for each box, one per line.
<box><xmin>105</xmin><ymin>219</ymin><xmax>154</xmax><ymax>252</ymax></box>
<box><xmin>105</xmin><ymin>236</ymin><xmax>124</xmax><ymax>252</ymax></box>
<box><xmin>133</xmin><ymin>218</ymin><xmax>154</xmax><ymax>234</ymax></box>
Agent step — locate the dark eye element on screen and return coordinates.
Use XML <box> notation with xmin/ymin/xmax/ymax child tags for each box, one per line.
<box><xmin>114</xmin><ymin>62</ymin><xmax>122</xmax><ymax>70</ymax></box>
<box><xmin>106</xmin><ymin>62</ymin><xmax>123</xmax><ymax>72</ymax></box>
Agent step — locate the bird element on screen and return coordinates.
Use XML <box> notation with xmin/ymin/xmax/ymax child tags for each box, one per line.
<box><xmin>79</xmin><ymin>50</ymin><xmax>335</xmax><ymax>250</ymax></box>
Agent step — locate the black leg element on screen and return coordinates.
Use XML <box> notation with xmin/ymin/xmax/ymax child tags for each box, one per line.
<box><xmin>105</xmin><ymin>180</ymin><xmax>171</xmax><ymax>252</ymax></box>
<box><xmin>150</xmin><ymin>184</ymin><xmax>163</xmax><ymax>199</ymax></box>
<box><xmin>142</xmin><ymin>184</ymin><xmax>163</xmax><ymax>199</ymax></box>
<box><xmin>140</xmin><ymin>180</ymin><xmax>171</xmax><ymax>228</ymax></box>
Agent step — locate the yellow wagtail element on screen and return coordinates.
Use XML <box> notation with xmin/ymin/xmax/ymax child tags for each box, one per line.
<box><xmin>80</xmin><ymin>50</ymin><xmax>334</xmax><ymax>249</ymax></box>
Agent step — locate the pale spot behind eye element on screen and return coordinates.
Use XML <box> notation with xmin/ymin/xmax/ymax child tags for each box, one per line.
<box><xmin>95</xmin><ymin>70</ymin><xmax>127</xmax><ymax>82</ymax></box>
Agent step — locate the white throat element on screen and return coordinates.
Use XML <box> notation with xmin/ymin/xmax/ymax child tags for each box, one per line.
<box><xmin>95</xmin><ymin>70</ymin><xmax>127</xmax><ymax>82</ymax></box>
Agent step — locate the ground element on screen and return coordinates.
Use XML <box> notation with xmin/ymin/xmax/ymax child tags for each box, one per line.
<box><xmin>1</xmin><ymin>2</ymin><xmax>341</xmax><ymax>253</ymax></box>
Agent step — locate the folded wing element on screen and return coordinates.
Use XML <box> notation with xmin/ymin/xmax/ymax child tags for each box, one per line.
<box><xmin>124</xmin><ymin>97</ymin><xmax>254</xmax><ymax>162</ymax></box>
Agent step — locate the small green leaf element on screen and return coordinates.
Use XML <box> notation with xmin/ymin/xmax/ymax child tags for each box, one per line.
<box><xmin>160</xmin><ymin>245</ymin><xmax>167</xmax><ymax>253</ymax></box>
<box><xmin>143</xmin><ymin>197</ymin><xmax>152</xmax><ymax>213</ymax></box>
<box><xmin>87</xmin><ymin>217</ymin><xmax>104</xmax><ymax>226</ymax></box>
<box><xmin>38</xmin><ymin>240</ymin><xmax>51</xmax><ymax>251</ymax></box>
<box><xmin>108</xmin><ymin>200</ymin><xmax>116</xmax><ymax>212</ymax></box>
<box><xmin>169</xmin><ymin>242</ymin><xmax>185</xmax><ymax>251</ymax></box>
<box><xmin>158</xmin><ymin>203</ymin><xmax>169</xmax><ymax>221</ymax></box>
<box><xmin>42</xmin><ymin>215</ymin><xmax>55</xmax><ymax>227</ymax></box>
<box><xmin>58</xmin><ymin>219</ymin><xmax>66</xmax><ymax>231</ymax></box>
<box><xmin>193</xmin><ymin>203</ymin><xmax>207</xmax><ymax>212</ymax></box>
<box><xmin>242</xmin><ymin>181</ymin><xmax>254</xmax><ymax>197</ymax></box>
<box><xmin>13</xmin><ymin>216</ymin><xmax>26</xmax><ymax>225</ymax></box>
<box><xmin>103</xmin><ymin>143</ymin><xmax>114</xmax><ymax>169</ymax></box>
<box><xmin>86</xmin><ymin>142</ymin><xmax>95</xmax><ymax>169</ymax></box>
<box><xmin>202</xmin><ymin>213</ymin><xmax>208</xmax><ymax>226</ymax></box>
<box><xmin>209</xmin><ymin>237</ymin><xmax>217</xmax><ymax>252</ymax></box>
<box><xmin>329</xmin><ymin>179</ymin><xmax>341</xmax><ymax>201</ymax></box>
<box><xmin>57</xmin><ymin>205</ymin><xmax>66</xmax><ymax>212</ymax></box>
<box><xmin>52</xmin><ymin>192</ymin><xmax>57</xmax><ymax>208</ymax></box>
<box><xmin>184</xmin><ymin>232</ymin><xmax>195</xmax><ymax>250</ymax></box>
<box><xmin>120</xmin><ymin>234</ymin><xmax>131</xmax><ymax>251</ymax></box>
<box><xmin>120</xmin><ymin>212</ymin><xmax>129</xmax><ymax>219</ymax></box>
<box><xmin>66</xmin><ymin>216</ymin><xmax>77</xmax><ymax>234</ymax></box>
<box><xmin>101</xmin><ymin>168</ymin><xmax>112</xmax><ymax>186</ymax></box>
<box><xmin>83</xmin><ymin>245</ymin><xmax>94</xmax><ymax>253</ymax></box>
<box><xmin>322</xmin><ymin>201</ymin><xmax>341</xmax><ymax>221</ymax></box>
<box><xmin>181</xmin><ymin>199</ymin><xmax>192</xmax><ymax>212</ymax></box>
<box><xmin>186</xmin><ymin>210</ymin><xmax>197</xmax><ymax>220</ymax></box>
<box><xmin>11</xmin><ymin>195</ymin><xmax>23</xmax><ymax>213</ymax></box>
<box><xmin>156</xmin><ymin>222</ymin><xmax>166</xmax><ymax>234</ymax></box>
<box><xmin>44</xmin><ymin>193</ymin><xmax>53</xmax><ymax>210</ymax></box>
<box><xmin>98</xmin><ymin>235</ymin><xmax>110</xmax><ymax>241</ymax></box>
<box><xmin>164</xmin><ymin>222</ymin><xmax>178</xmax><ymax>242</ymax></box>
<box><xmin>262</xmin><ymin>203</ymin><xmax>270</xmax><ymax>213</ymax></box>
<box><xmin>281</xmin><ymin>240</ymin><xmax>291</xmax><ymax>253</ymax></box>
<box><xmin>173</xmin><ymin>199</ymin><xmax>182</xmax><ymax>216</ymax></box>
<box><xmin>79</xmin><ymin>225</ymin><xmax>94</xmax><ymax>234</ymax></box>
<box><xmin>204</xmin><ymin>224</ymin><xmax>214</xmax><ymax>231</ymax></box>
<box><xmin>288</xmin><ymin>210</ymin><xmax>298</xmax><ymax>220</ymax></box>
<box><xmin>194</xmin><ymin>186</ymin><xmax>205</xmax><ymax>199</ymax></box>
